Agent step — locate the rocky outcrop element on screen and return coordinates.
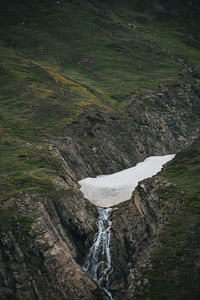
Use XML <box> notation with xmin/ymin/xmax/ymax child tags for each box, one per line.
<box><xmin>56</xmin><ymin>76</ymin><xmax>200</xmax><ymax>180</ymax></box>
<box><xmin>109</xmin><ymin>176</ymin><xmax>176</xmax><ymax>299</ymax></box>
<box><xmin>124</xmin><ymin>139</ymin><xmax>200</xmax><ymax>299</ymax></box>
<box><xmin>0</xmin><ymin>155</ymin><xmax>108</xmax><ymax>299</ymax></box>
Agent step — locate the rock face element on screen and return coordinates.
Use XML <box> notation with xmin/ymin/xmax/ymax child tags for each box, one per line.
<box><xmin>0</xmin><ymin>153</ymin><xmax>108</xmax><ymax>299</ymax></box>
<box><xmin>110</xmin><ymin>176</ymin><xmax>175</xmax><ymax>299</ymax></box>
<box><xmin>58</xmin><ymin>77</ymin><xmax>200</xmax><ymax>180</ymax></box>
<box><xmin>0</xmin><ymin>208</ymin><xmax>109</xmax><ymax>300</ymax></box>
<box><xmin>125</xmin><ymin>139</ymin><xmax>200</xmax><ymax>299</ymax></box>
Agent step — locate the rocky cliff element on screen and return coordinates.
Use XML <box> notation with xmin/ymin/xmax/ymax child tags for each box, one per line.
<box><xmin>125</xmin><ymin>139</ymin><xmax>200</xmax><ymax>299</ymax></box>
<box><xmin>0</xmin><ymin>152</ymin><xmax>109</xmax><ymax>299</ymax></box>
<box><xmin>110</xmin><ymin>176</ymin><xmax>175</xmax><ymax>299</ymax></box>
<box><xmin>60</xmin><ymin>75</ymin><xmax>200</xmax><ymax>180</ymax></box>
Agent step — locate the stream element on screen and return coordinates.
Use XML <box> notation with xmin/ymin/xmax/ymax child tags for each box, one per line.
<box><xmin>82</xmin><ymin>207</ymin><xmax>113</xmax><ymax>299</ymax></box>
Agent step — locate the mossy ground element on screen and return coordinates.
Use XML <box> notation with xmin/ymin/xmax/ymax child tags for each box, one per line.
<box><xmin>140</xmin><ymin>139</ymin><xmax>200</xmax><ymax>299</ymax></box>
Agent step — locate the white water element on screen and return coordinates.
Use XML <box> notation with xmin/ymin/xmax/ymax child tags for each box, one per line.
<box><xmin>79</xmin><ymin>154</ymin><xmax>175</xmax><ymax>207</ymax></box>
<box><xmin>83</xmin><ymin>207</ymin><xmax>113</xmax><ymax>299</ymax></box>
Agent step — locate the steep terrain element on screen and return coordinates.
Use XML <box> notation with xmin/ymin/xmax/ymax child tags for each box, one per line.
<box><xmin>0</xmin><ymin>0</ymin><xmax>200</xmax><ymax>299</ymax></box>
<box><xmin>122</xmin><ymin>139</ymin><xmax>200</xmax><ymax>300</ymax></box>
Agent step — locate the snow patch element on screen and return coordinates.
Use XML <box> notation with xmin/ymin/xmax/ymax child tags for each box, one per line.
<box><xmin>79</xmin><ymin>154</ymin><xmax>175</xmax><ymax>208</ymax></box>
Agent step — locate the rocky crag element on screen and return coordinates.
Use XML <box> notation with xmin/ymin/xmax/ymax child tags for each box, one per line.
<box><xmin>124</xmin><ymin>139</ymin><xmax>200</xmax><ymax>300</ymax></box>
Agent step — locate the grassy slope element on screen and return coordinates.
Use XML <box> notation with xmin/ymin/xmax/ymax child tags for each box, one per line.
<box><xmin>140</xmin><ymin>139</ymin><xmax>200</xmax><ymax>299</ymax></box>
<box><xmin>0</xmin><ymin>44</ymin><xmax>111</xmax><ymax>203</ymax></box>
<box><xmin>0</xmin><ymin>0</ymin><xmax>199</xmax><ymax>202</ymax></box>
<box><xmin>1</xmin><ymin>0</ymin><xmax>200</xmax><ymax>98</ymax></box>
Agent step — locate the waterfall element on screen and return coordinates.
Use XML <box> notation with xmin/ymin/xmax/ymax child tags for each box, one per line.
<box><xmin>83</xmin><ymin>207</ymin><xmax>113</xmax><ymax>299</ymax></box>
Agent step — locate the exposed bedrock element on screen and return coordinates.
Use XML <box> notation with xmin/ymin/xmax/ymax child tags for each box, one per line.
<box><xmin>110</xmin><ymin>176</ymin><xmax>175</xmax><ymax>299</ymax></box>
<box><xmin>56</xmin><ymin>79</ymin><xmax>200</xmax><ymax>179</ymax></box>
<box><xmin>0</xmin><ymin>175</ymin><xmax>108</xmax><ymax>299</ymax></box>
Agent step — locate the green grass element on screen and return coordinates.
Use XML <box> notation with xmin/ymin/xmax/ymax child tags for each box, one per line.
<box><xmin>0</xmin><ymin>138</ymin><xmax>62</xmax><ymax>201</ymax></box>
<box><xmin>0</xmin><ymin>41</ymin><xmax>112</xmax><ymax>203</ymax></box>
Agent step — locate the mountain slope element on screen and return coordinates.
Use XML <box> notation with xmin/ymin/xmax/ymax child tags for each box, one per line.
<box><xmin>1</xmin><ymin>0</ymin><xmax>200</xmax><ymax>98</ymax></box>
<box><xmin>0</xmin><ymin>1</ymin><xmax>200</xmax><ymax>299</ymax></box>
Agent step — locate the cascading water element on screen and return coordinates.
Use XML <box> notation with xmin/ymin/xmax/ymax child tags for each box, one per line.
<box><xmin>83</xmin><ymin>207</ymin><xmax>113</xmax><ymax>299</ymax></box>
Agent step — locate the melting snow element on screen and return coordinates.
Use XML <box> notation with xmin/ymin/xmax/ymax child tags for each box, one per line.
<box><xmin>79</xmin><ymin>154</ymin><xmax>175</xmax><ymax>208</ymax></box>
